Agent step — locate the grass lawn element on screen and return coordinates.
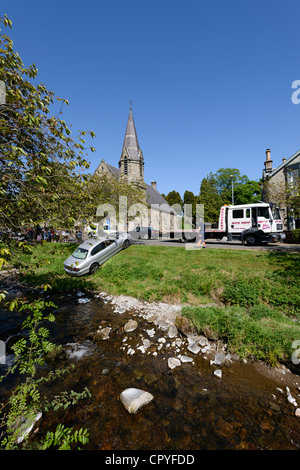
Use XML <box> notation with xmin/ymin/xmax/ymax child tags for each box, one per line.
<box><xmin>10</xmin><ymin>241</ymin><xmax>300</xmax><ymax>364</ymax></box>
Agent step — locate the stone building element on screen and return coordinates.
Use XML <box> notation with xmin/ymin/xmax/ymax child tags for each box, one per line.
<box><xmin>262</xmin><ymin>148</ymin><xmax>300</xmax><ymax>230</ymax></box>
<box><xmin>95</xmin><ymin>107</ymin><xmax>179</xmax><ymax>234</ymax></box>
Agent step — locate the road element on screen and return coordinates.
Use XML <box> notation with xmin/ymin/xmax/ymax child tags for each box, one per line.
<box><xmin>132</xmin><ymin>237</ymin><xmax>300</xmax><ymax>252</ymax></box>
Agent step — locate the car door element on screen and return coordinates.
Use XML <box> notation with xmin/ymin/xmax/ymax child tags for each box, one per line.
<box><xmin>91</xmin><ymin>242</ymin><xmax>106</xmax><ymax>265</ymax></box>
<box><xmin>100</xmin><ymin>239</ymin><xmax>119</xmax><ymax>261</ymax></box>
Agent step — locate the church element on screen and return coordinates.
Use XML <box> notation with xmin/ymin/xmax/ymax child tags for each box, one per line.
<box><xmin>95</xmin><ymin>107</ymin><xmax>179</xmax><ymax>235</ymax></box>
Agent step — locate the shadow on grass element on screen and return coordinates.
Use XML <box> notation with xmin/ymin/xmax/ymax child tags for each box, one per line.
<box><xmin>19</xmin><ymin>272</ymin><xmax>98</xmax><ymax>293</ymax></box>
<box><xmin>266</xmin><ymin>251</ymin><xmax>300</xmax><ymax>278</ymax></box>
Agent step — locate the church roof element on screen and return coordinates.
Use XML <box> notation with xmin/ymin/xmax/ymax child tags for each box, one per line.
<box><xmin>100</xmin><ymin>161</ymin><xmax>175</xmax><ymax>214</ymax></box>
<box><xmin>121</xmin><ymin>108</ymin><xmax>141</xmax><ymax>161</ymax></box>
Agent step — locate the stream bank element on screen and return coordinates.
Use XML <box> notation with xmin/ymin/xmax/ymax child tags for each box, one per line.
<box><xmin>1</xmin><ymin>277</ymin><xmax>300</xmax><ymax>449</ymax></box>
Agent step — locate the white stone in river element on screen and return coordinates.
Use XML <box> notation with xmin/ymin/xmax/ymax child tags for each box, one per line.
<box><xmin>180</xmin><ymin>355</ymin><xmax>193</xmax><ymax>363</ymax></box>
<box><xmin>143</xmin><ymin>338</ymin><xmax>151</xmax><ymax>348</ymax></box>
<box><xmin>168</xmin><ymin>325</ymin><xmax>178</xmax><ymax>338</ymax></box>
<box><xmin>96</xmin><ymin>327</ymin><xmax>112</xmax><ymax>340</ymax></box>
<box><xmin>120</xmin><ymin>388</ymin><xmax>154</xmax><ymax>414</ymax></box>
<box><xmin>214</xmin><ymin>369</ymin><xmax>222</xmax><ymax>379</ymax></box>
<box><xmin>187</xmin><ymin>343</ymin><xmax>200</xmax><ymax>354</ymax></box>
<box><xmin>168</xmin><ymin>357</ymin><xmax>181</xmax><ymax>369</ymax></box>
<box><xmin>146</xmin><ymin>328</ymin><xmax>155</xmax><ymax>337</ymax></box>
<box><xmin>124</xmin><ymin>320</ymin><xmax>138</xmax><ymax>332</ymax></box>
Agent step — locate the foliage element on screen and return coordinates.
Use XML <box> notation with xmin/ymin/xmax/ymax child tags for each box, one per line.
<box><xmin>83</xmin><ymin>172</ymin><xmax>146</xmax><ymax>224</ymax></box>
<box><xmin>209</xmin><ymin>168</ymin><xmax>261</xmax><ymax>205</ymax></box>
<box><xmin>39</xmin><ymin>424</ymin><xmax>89</xmax><ymax>450</ymax></box>
<box><xmin>181</xmin><ymin>304</ymin><xmax>300</xmax><ymax>365</ymax></box>
<box><xmin>198</xmin><ymin>169</ymin><xmax>261</xmax><ymax>223</ymax></box>
<box><xmin>222</xmin><ymin>278</ymin><xmax>262</xmax><ymax>307</ymax></box>
<box><xmin>0</xmin><ymin>296</ymin><xmax>90</xmax><ymax>450</ymax></box>
<box><xmin>291</xmin><ymin>229</ymin><xmax>300</xmax><ymax>243</ymax></box>
<box><xmin>183</xmin><ymin>190</ymin><xmax>198</xmax><ymax>226</ymax></box>
<box><xmin>162</xmin><ymin>190</ymin><xmax>183</xmax><ymax>213</ymax></box>
<box><xmin>198</xmin><ymin>174</ymin><xmax>222</xmax><ymax>223</ymax></box>
<box><xmin>0</xmin><ymin>245</ymin><xmax>11</xmax><ymax>270</ymax></box>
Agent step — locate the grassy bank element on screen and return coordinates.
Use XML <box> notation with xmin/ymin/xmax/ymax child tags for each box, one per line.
<box><xmin>9</xmin><ymin>241</ymin><xmax>300</xmax><ymax>364</ymax></box>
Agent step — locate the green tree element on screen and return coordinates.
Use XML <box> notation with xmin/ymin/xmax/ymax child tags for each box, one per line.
<box><xmin>183</xmin><ymin>190</ymin><xmax>198</xmax><ymax>226</ymax></box>
<box><xmin>82</xmin><ymin>173</ymin><xmax>146</xmax><ymax>225</ymax></box>
<box><xmin>234</xmin><ymin>179</ymin><xmax>261</xmax><ymax>205</ymax></box>
<box><xmin>198</xmin><ymin>174</ymin><xmax>222</xmax><ymax>223</ymax></box>
<box><xmin>211</xmin><ymin>168</ymin><xmax>261</xmax><ymax>205</ymax></box>
<box><xmin>163</xmin><ymin>190</ymin><xmax>183</xmax><ymax>214</ymax></box>
<box><xmin>0</xmin><ymin>15</ymin><xmax>95</xmax><ymax>232</ymax></box>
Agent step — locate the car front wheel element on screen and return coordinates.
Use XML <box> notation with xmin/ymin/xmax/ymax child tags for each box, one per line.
<box><xmin>89</xmin><ymin>262</ymin><xmax>99</xmax><ymax>274</ymax></box>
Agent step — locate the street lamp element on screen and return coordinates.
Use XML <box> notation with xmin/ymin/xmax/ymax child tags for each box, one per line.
<box><xmin>230</xmin><ymin>175</ymin><xmax>234</xmax><ymax>205</ymax></box>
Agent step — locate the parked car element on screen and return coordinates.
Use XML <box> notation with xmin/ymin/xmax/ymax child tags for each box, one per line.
<box><xmin>63</xmin><ymin>233</ymin><xmax>131</xmax><ymax>276</ymax></box>
<box><xmin>128</xmin><ymin>226</ymin><xmax>159</xmax><ymax>240</ymax></box>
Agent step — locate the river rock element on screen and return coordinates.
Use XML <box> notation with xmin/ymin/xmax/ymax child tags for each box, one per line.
<box><xmin>286</xmin><ymin>387</ymin><xmax>298</xmax><ymax>407</ymax></box>
<box><xmin>175</xmin><ymin>316</ymin><xmax>197</xmax><ymax>336</ymax></box>
<box><xmin>143</xmin><ymin>338</ymin><xmax>151</xmax><ymax>348</ymax></box>
<box><xmin>120</xmin><ymin>388</ymin><xmax>154</xmax><ymax>414</ymax></box>
<box><xmin>214</xmin><ymin>369</ymin><xmax>222</xmax><ymax>379</ymax></box>
<box><xmin>94</xmin><ymin>327</ymin><xmax>112</xmax><ymax>341</ymax></box>
<box><xmin>167</xmin><ymin>325</ymin><xmax>178</xmax><ymax>338</ymax></box>
<box><xmin>211</xmin><ymin>352</ymin><xmax>226</xmax><ymax>366</ymax></box>
<box><xmin>198</xmin><ymin>336</ymin><xmax>208</xmax><ymax>347</ymax></box>
<box><xmin>180</xmin><ymin>355</ymin><xmax>193</xmax><ymax>363</ymax></box>
<box><xmin>11</xmin><ymin>411</ymin><xmax>43</xmax><ymax>444</ymax></box>
<box><xmin>187</xmin><ymin>343</ymin><xmax>201</xmax><ymax>355</ymax></box>
<box><xmin>124</xmin><ymin>320</ymin><xmax>138</xmax><ymax>332</ymax></box>
<box><xmin>146</xmin><ymin>328</ymin><xmax>155</xmax><ymax>337</ymax></box>
<box><xmin>168</xmin><ymin>357</ymin><xmax>181</xmax><ymax>369</ymax></box>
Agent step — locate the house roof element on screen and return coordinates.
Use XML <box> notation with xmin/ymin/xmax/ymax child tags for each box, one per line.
<box><xmin>263</xmin><ymin>149</ymin><xmax>300</xmax><ymax>179</ymax></box>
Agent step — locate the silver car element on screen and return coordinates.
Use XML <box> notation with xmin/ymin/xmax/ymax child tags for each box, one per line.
<box><xmin>63</xmin><ymin>234</ymin><xmax>131</xmax><ymax>276</ymax></box>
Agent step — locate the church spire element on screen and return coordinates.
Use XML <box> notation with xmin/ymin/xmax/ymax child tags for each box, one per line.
<box><xmin>121</xmin><ymin>107</ymin><xmax>141</xmax><ymax>161</ymax></box>
<box><xmin>119</xmin><ymin>106</ymin><xmax>145</xmax><ymax>192</ymax></box>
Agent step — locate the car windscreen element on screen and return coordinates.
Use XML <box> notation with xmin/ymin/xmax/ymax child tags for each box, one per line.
<box><xmin>72</xmin><ymin>247</ymin><xmax>89</xmax><ymax>259</ymax></box>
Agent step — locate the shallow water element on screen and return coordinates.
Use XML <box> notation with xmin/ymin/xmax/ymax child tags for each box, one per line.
<box><xmin>1</xmin><ymin>287</ymin><xmax>300</xmax><ymax>450</ymax></box>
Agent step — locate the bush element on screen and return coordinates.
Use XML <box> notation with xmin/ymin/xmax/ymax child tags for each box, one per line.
<box><xmin>222</xmin><ymin>278</ymin><xmax>261</xmax><ymax>307</ymax></box>
<box><xmin>291</xmin><ymin>229</ymin><xmax>300</xmax><ymax>243</ymax></box>
<box><xmin>181</xmin><ymin>305</ymin><xmax>300</xmax><ymax>364</ymax></box>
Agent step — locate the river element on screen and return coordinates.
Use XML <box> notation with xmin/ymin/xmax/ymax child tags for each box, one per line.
<box><xmin>1</xmin><ymin>282</ymin><xmax>300</xmax><ymax>450</ymax></box>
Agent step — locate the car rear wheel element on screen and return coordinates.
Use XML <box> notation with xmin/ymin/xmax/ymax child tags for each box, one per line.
<box><xmin>245</xmin><ymin>234</ymin><xmax>257</xmax><ymax>246</ymax></box>
<box><xmin>89</xmin><ymin>262</ymin><xmax>99</xmax><ymax>274</ymax></box>
<box><xmin>123</xmin><ymin>239</ymin><xmax>131</xmax><ymax>249</ymax></box>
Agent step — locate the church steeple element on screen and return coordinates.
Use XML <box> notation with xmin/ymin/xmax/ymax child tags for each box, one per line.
<box><xmin>119</xmin><ymin>107</ymin><xmax>145</xmax><ymax>189</ymax></box>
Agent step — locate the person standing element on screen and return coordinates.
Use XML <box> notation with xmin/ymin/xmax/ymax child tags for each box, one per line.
<box><xmin>195</xmin><ymin>217</ymin><xmax>206</xmax><ymax>248</ymax></box>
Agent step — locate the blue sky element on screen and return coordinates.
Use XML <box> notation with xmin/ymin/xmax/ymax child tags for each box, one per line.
<box><xmin>1</xmin><ymin>0</ymin><xmax>300</xmax><ymax>197</ymax></box>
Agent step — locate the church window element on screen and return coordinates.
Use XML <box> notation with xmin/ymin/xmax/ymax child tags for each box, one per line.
<box><xmin>124</xmin><ymin>157</ymin><xmax>128</xmax><ymax>175</ymax></box>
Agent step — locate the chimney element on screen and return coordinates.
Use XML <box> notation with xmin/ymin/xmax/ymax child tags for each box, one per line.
<box><xmin>264</xmin><ymin>148</ymin><xmax>273</xmax><ymax>173</ymax></box>
<box><xmin>282</xmin><ymin>157</ymin><xmax>286</xmax><ymax>163</ymax></box>
<box><xmin>151</xmin><ymin>181</ymin><xmax>157</xmax><ymax>190</ymax></box>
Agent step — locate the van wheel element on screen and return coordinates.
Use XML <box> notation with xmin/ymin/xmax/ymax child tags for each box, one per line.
<box><xmin>245</xmin><ymin>234</ymin><xmax>257</xmax><ymax>246</ymax></box>
<box><xmin>90</xmin><ymin>263</ymin><xmax>99</xmax><ymax>274</ymax></box>
<box><xmin>123</xmin><ymin>239</ymin><xmax>131</xmax><ymax>249</ymax></box>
